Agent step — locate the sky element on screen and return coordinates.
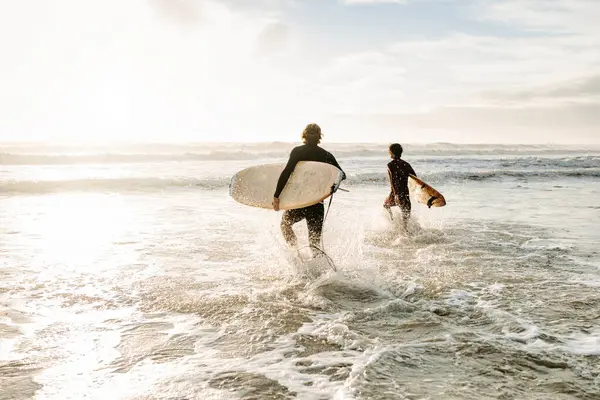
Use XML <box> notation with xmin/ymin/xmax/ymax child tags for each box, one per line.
<box><xmin>1</xmin><ymin>0</ymin><xmax>599</xmax><ymax>144</ymax></box>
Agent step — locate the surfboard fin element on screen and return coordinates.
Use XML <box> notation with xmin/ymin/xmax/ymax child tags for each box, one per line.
<box><xmin>427</xmin><ymin>196</ymin><xmax>437</xmax><ymax>208</ymax></box>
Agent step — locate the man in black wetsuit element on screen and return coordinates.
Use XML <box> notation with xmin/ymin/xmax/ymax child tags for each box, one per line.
<box><xmin>384</xmin><ymin>143</ymin><xmax>416</xmax><ymax>230</ymax></box>
<box><xmin>272</xmin><ymin>123</ymin><xmax>346</xmax><ymax>250</ymax></box>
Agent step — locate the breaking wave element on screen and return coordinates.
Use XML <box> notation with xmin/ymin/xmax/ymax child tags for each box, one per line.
<box><xmin>2</xmin><ymin>169</ymin><xmax>598</xmax><ymax>194</ymax></box>
<box><xmin>0</xmin><ymin>152</ymin><xmax>290</xmax><ymax>165</ymax></box>
<box><xmin>350</xmin><ymin>168</ymin><xmax>600</xmax><ymax>185</ymax></box>
<box><xmin>2</xmin><ymin>143</ymin><xmax>599</xmax><ymax>165</ymax></box>
<box><xmin>0</xmin><ymin>177</ymin><xmax>228</xmax><ymax>194</ymax></box>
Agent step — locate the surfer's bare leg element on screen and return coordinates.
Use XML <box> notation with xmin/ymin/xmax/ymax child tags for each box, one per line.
<box><xmin>401</xmin><ymin>210</ymin><xmax>409</xmax><ymax>231</ymax></box>
<box><xmin>399</xmin><ymin>198</ymin><xmax>411</xmax><ymax>231</ymax></box>
<box><xmin>384</xmin><ymin>205</ymin><xmax>393</xmax><ymax>220</ymax></box>
<box><xmin>383</xmin><ymin>194</ymin><xmax>395</xmax><ymax>220</ymax></box>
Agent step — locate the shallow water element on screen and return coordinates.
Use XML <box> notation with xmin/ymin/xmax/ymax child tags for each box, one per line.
<box><xmin>1</xmin><ymin>143</ymin><xmax>599</xmax><ymax>399</ymax></box>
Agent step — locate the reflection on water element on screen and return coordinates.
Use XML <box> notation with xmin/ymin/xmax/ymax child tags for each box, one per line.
<box><xmin>1</xmin><ymin>153</ymin><xmax>599</xmax><ymax>399</ymax></box>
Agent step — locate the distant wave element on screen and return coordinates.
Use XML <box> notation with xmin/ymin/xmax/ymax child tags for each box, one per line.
<box><xmin>0</xmin><ymin>177</ymin><xmax>228</xmax><ymax>194</ymax></box>
<box><xmin>2</xmin><ymin>169</ymin><xmax>598</xmax><ymax>194</ymax></box>
<box><xmin>0</xmin><ymin>152</ymin><xmax>292</xmax><ymax>165</ymax></box>
<box><xmin>349</xmin><ymin>169</ymin><xmax>600</xmax><ymax>185</ymax></box>
<box><xmin>2</xmin><ymin>143</ymin><xmax>599</xmax><ymax>165</ymax></box>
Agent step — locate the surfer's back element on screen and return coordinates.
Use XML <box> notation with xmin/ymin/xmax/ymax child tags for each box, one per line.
<box><xmin>274</xmin><ymin>143</ymin><xmax>345</xmax><ymax>198</ymax></box>
<box><xmin>388</xmin><ymin>158</ymin><xmax>415</xmax><ymax>197</ymax></box>
<box><xmin>290</xmin><ymin>144</ymin><xmax>339</xmax><ymax>167</ymax></box>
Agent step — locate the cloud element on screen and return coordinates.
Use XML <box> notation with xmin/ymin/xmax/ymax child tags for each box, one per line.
<box><xmin>148</xmin><ymin>0</ymin><xmax>205</xmax><ymax>26</ymax></box>
<box><xmin>483</xmin><ymin>74</ymin><xmax>600</xmax><ymax>106</ymax></box>
<box><xmin>310</xmin><ymin>29</ymin><xmax>600</xmax><ymax>115</ymax></box>
<box><xmin>307</xmin><ymin>0</ymin><xmax>600</xmax><ymax>142</ymax></box>
<box><xmin>254</xmin><ymin>21</ymin><xmax>291</xmax><ymax>56</ymax></box>
<box><xmin>311</xmin><ymin>0</ymin><xmax>600</xmax><ymax>115</ymax></box>
<box><xmin>1</xmin><ymin>0</ymin><xmax>599</xmax><ymax>143</ymax></box>
<box><xmin>343</xmin><ymin>0</ymin><xmax>407</xmax><ymax>4</ymax></box>
<box><xmin>0</xmin><ymin>0</ymin><xmax>304</xmax><ymax>142</ymax></box>
<box><xmin>322</xmin><ymin>103</ymin><xmax>600</xmax><ymax>143</ymax></box>
<box><xmin>474</xmin><ymin>0</ymin><xmax>600</xmax><ymax>34</ymax></box>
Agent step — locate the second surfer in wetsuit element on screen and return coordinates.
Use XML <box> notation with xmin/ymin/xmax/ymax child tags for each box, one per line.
<box><xmin>384</xmin><ymin>143</ymin><xmax>416</xmax><ymax>230</ymax></box>
<box><xmin>272</xmin><ymin>123</ymin><xmax>346</xmax><ymax>251</ymax></box>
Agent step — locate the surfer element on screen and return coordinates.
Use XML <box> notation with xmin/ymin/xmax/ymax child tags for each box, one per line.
<box><xmin>384</xmin><ymin>143</ymin><xmax>416</xmax><ymax>230</ymax></box>
<box><xmin>272</xmin><ymin>123</ymin><xmax>346</xmax><ymax>252</ymax></box>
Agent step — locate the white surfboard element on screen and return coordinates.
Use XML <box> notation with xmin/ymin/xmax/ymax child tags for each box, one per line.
<box><xmin>229</xmin><ymin>161</ymin><xmax>344</xmax><ymax>210</ymax></box>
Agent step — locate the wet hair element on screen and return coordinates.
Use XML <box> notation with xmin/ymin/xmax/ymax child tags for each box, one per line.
<box><xmin>302</xmin><ymin>123</ymin><xmax>322</xmax><ymax>145</ymax></box>
<box><xmin>389</xmin><ymin>143</ymin><xmax>403</xmax><ymax>158</ymax></box>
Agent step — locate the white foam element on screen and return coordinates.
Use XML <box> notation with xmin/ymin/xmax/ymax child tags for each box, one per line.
<box><xmin>3</xmin><ymin>147</ymin><xmax>599</xmax><ymax>399</ymax></box>
<box><xmin>485</xmin><ymin>283</ymin><xmax>505</xmax><ymax>295</ymax></box>
<box><xmin>569</xmin><ymin>276</ymin><xmax>600</xmax><ymax>288</ymax></box>
<box><xmin>445</xmin><ymin>289</ymin><xmax>474</xmax><ymax>306</ymax></box>
<box><xmin>565</xmin><ymin>330</ymin><xmax>600</xmax><ymax>356</ymax></box>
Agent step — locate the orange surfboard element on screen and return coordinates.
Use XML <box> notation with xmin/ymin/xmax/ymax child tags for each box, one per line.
<box><xmin>408</xmin><ymin>174</ymin><xmax>446</xmax><ymax>208</ymax></box>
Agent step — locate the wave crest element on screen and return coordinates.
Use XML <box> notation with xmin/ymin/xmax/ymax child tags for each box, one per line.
<box><xmin>2</xmin><ymin>143</ymin><xmax>599</xmax><ymax>165</ymax></box>
<box><xmin>0</xmin><ymin>177</ymin><xmax>228</xmax><ymax>194</ymax></box>
<box><xmin>2</xmin><ymin>169</ymin><xmax>598</xmax><ymax>194</ymax></box>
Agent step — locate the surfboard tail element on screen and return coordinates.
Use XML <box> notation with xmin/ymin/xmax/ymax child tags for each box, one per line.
<box><xmin>408</xmin><ymin>174</ymin><xmax>446</xmax><ymax>208</ymax></box>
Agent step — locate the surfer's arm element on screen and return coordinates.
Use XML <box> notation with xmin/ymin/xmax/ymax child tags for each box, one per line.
<box><xmin>387</xmin><ymin>166</ymin><xmax>396</xmax><ymax>196</ymax></box>
<box><xmin>388</xmin><ymin>165</ymin><xmax>404</xmax><ymax>202</ymax></box>
<box><xmin>327</xmin><ymin>153</ymin><xmax>346</xmax><ymax>180</ymax></box>
<box><xmin>273</xmin><ymin>148</ymin><xmax>300</xmax><ymax>198</ymax></box>
<box><xmin>408</xmin><ymin>163</ymin><xmax>416</xmax><ymax>177</ymax></box>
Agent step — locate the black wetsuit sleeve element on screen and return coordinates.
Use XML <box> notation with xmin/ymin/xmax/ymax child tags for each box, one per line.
<box><xmin>328</xmin><ymin>153</ymin><xmax>346</xmax><ymax>180</ymax></box>
<box><xmin>408</xmin><ymin>163</ymin><xmax>416</xmax><ymax>177</ymax></box>
<box><xmin>274</xmin><ymin>148</ymin><xmax>301</xmax><ymax>198</ymax></box>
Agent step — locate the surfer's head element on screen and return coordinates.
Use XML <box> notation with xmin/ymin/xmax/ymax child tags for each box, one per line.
<box><xmin>302</xmin><ymin>123</ymin><xmax>322</xmax><ymax>146</ymax></box>
<box><xmin>389</xmin><ymin>143</ymin><xmax>403</xmax><ymax>159</ymax></box>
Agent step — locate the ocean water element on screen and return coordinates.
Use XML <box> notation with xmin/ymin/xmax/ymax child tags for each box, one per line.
<box><xmin>1</xmin><ymin>142</ymin><xmax>599</xmax><ymax>400</ymax></box>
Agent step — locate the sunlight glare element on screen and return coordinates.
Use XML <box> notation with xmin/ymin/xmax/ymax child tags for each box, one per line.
<box><xmin>28</xmin><ymin>194</ymin><xmax>134</xmax><ymax>269</ymax></box>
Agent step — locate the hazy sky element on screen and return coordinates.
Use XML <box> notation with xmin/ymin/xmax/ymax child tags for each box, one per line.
<box><xmin>1</xmin><ymin>0</ymin><xmax>599</xmax><ymax>143</ymax></box>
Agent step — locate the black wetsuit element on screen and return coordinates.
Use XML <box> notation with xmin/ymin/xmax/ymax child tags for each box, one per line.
<box><xmin>274</xmin><ymin>144</ymin><xmax>345</xmax><ymax>248</ymax></box>
<box><xmin>384</xmin><ymin>158</ymin><xmax>416</xmax><ymax>221</ymax></box>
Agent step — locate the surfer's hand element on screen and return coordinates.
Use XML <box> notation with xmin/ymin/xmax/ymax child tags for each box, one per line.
<box><xmin>272</xmin><ymin>197</ymin><xmax>280</xmax><ymax>211</ymax></box>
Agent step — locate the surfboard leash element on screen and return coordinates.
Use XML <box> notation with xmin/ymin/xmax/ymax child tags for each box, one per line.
<box><xmin>296</xmin><ymin>244</ymin><xmax>337</xmax><ymax>271</ymax></box>
<box><xmin>317</xmin><ymin>184</ymin><xmax>340</xmax><ymax>269</ymax></box>
<box><xmin>294</xmin><ymin>184</ymin><xmax>338</xmax><ymax>270</ymax></box>
<box><xmin>323</xmin><ymin>181</ymin><xmax>348</xmax><ymax>223</ymax></box>
<box><xmin>322</xmin><ymin>184</ymin><xmax>336</xmax><ymax>225</ymax></box>
<box><xmin>295</xmin><ymin>182</ymin><xmax>347</xmax><ymax>271</ymax></box>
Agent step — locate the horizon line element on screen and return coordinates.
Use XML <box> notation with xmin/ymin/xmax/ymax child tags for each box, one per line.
<box><xmin>1</xmin><ymin>140</ymin><xmax>599</xmax><ymax>147</ymax></box>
